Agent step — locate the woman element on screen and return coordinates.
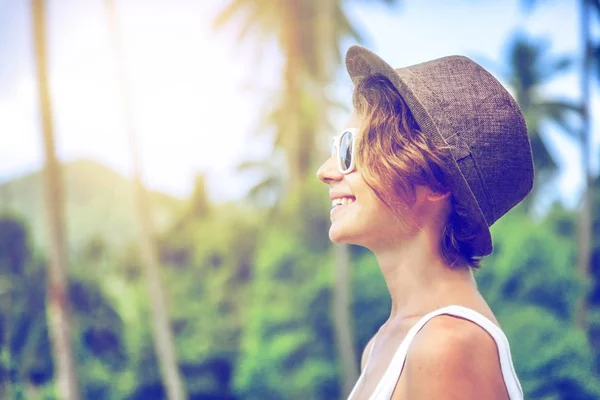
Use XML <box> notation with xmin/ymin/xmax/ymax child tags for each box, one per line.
<box><xmin>317</xmin><ymin>45</ymin><xmax>533</xmax><ymax>400</ymax></box>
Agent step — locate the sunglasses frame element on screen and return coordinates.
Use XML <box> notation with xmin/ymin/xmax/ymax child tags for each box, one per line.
<box><xmin>331</xmin><ymin>128</ymin><xmax>358</xmax><ymax>174</ymax></box>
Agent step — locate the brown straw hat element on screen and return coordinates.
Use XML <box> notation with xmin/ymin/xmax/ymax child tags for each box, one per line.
<box><xmin>345</xmin><ymin>45</ymin><xmax>534</xmax><ymax>257</ymax></box>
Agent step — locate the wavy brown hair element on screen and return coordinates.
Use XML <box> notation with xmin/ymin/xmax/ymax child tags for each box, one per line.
<box><xmin>352</xmin><ymin>74</ymin><xmax>481</xmax><ymax>269</ymax></box>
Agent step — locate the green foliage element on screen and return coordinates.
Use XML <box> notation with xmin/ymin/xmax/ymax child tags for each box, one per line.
<box><xmin>475</xmin><ymin>206</ymin><xmax>600</xmax><ymax>399</ymax></box>
<box><xmin>158</xmin><ymin>200</ymin><xmax>261</xmax><ymax>398</ymax></box>
<box><xmin>0</xmin><ymin>214</ymin><xmax>54</xmax><ymax>396</ymax></box>
<box><xmin>498</xmin><ymin>305</ymin><xmax>600</xmax><ymax>399</ymax></box>
<box><xmin>0</xmin><ymin>172</ymin><xmax>598</xmax><ymax>399</ymax></box>
<box><xmin>491</xmin><ymin>31</ymin><xmax>583</xmax><ymax>207</ymax></box>
<box><xmin>234</xmin><ymin>221</ymin><xmax>339</xmax><ymax>400</ymax></box>
<box><xmin>0</xmin><ymin>214</ymin><xmax>132</xmax><ymax>399</ymax></box>
<box><xmin>478</xmin><ymin>207</ymin><xmax>582</xmax><ymax>319</ymax></box>
<box><xmin>351</xmin><ymin>248</ymin><xmax>388</xmax><ymax>355</ymax></box>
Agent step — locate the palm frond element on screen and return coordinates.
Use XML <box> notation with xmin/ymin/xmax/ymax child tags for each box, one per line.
<box><xmin>519</xmin><ymin>0</ymin><xmax>541</xmax><ymax>14</ymax></box>
<box><xmin>246</xmin><ymin>175</ymin><xmax>282</xmax><ymax>205</ymax></box>
<box><xmin>539</xmin><ymin>100</ymin><xmax>583</xmax><ymax>139</ymax></box>
<box><xmin>335</xmin><ymin>5</ymin><xmax>362</xmax><ymax>43</ymax></box>
<box><xmin>500</xmin><ymin>29</ymin><xmax>584</xmax><ymax>185</ymax></box>
<box><xmin>506</xmin><ymin>33</ymin><xmax>545</xmax><ymax>91</ymax></box>
<box><xmin>540</xmin><ymin>100</ymin><xmax>583</xmax><ymax>115</ymax></box>
<box><xmin>593</xmin><ymin>43</ymin><xmax>600</xmax><ymax>80</ymax></box>
<box><xmin>214</xmin><ymin>1</ymin><xmax>280</xmax><ymax>45</ymax></box>
<box><xmin>236</xmin><ymin>159</ymin><xmax>271</xmax><ymax>173</ymax></box>
<box><xmin>529</xmin><ymin>132</ymin><xmax>558</xmax><ymax>172</ymax></box>
<box><xmin>233</xmin><ymin>6</ymin><xmax>268</xmax><ymax>44</ymax></box>
<box><xmin>538</xmin><ymin>56</ymin><xmax>573</xmax><ymax>82</ymax></box>
<box><xmin>350</xmin><ymin>0</ymin><xmax>401</xmax><ymax>7</ymax></box>
<box><xmin>212</xmin><ymin>0</ymin><xmax>249</xmax><ymax>30</ymax></box>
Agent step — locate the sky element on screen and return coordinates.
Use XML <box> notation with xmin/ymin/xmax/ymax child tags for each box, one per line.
<box><xmin>0</xmin><ymin>0</ymin><xmax>598</xmax><ymax>208</ymax></box>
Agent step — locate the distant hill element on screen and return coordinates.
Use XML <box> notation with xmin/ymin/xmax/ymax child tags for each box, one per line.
<box><xmin>0</xmin><ymin>159</ymin><xmax>186</xmax><ymax>254</ymax></box>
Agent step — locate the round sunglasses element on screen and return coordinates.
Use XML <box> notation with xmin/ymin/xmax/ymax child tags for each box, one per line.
<box><xmin>331</xmin><ymin>128</ymin><xmax>358</xmax><ymax>174</ymax></box>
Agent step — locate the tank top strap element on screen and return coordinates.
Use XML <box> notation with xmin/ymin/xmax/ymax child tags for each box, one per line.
<box><xmin>367</xmin><ymin>305</ymin><xmax>523</xmax><ymax>400</ymax></box>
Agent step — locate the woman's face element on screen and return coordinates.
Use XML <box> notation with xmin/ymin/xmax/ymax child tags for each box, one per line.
<box><xmin>317</xmin><ymin>112</ymin><xmax>422</xmax><ymax>250</ymax></box>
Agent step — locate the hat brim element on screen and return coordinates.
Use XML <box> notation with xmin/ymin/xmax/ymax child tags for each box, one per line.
<box><xmin>345</xmin><ymin>45</ymin><xmax>493</xmax><ymax>257</ymax></box>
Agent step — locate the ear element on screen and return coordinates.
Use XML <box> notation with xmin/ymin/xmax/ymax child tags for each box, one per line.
<box><xmin>426</xmin><ymin>191</ymin><xmax>451</xmax><ymax>202</ymax></box>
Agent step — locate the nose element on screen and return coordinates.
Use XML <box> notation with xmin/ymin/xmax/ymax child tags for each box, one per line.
<box><xmin>317</xmin><ymin>155</ymin><xmax>343</xmax><ymax>184</ymax></box>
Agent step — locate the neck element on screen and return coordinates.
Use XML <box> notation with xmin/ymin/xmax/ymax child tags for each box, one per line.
<box><xmin>372</xmin><ymin>228</ymin><xmax>477</xmax><ymax>322</ymax></box>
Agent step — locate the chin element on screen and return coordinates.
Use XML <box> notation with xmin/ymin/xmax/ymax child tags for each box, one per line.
<box><xmin>329</xmin><ymin>232</ymin><xmax>346</xmax><ymax>244</ymax></box>
<box><xmin>329</xmin><ymin>225</ymin><xmax>360</xmax><ymax>246</ymax></box>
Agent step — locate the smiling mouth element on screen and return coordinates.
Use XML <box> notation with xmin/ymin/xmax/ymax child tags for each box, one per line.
<box><xmin>331</xmin><ymin>197</ymin><xmax>356</xmax><ymax>208</ymax></box>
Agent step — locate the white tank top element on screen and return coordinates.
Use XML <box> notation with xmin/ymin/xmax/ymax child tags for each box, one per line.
<box><xmin>347</xmin><ymin>305</ymin><xmax>524</xmax><ymax>400</ymax></box>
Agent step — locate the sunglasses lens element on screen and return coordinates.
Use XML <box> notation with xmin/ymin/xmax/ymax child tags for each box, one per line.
<box><xmin>339</xmin><ymin>131</ymin><xmax>353</xmax><ymax>171</ymax></box>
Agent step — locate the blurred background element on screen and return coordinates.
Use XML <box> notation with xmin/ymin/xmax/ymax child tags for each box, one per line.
<box><xmin>0</xmin><ymin>0</ymin><xmax>599</xmax><ymax>399</ymax></box>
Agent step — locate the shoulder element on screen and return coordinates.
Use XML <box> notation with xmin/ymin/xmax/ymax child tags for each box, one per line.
<box><xmin>401</xmin><ymin>314</ymin><xmax>508</xmax><ymax>399</ymax></box>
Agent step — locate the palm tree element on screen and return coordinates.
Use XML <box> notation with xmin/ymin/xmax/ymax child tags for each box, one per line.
<box><xmin>491</xmin><ymin>32</ymin><xmax>583</xmax><ymax>198</ymax></box>
<box><xmin>587</xmin><ymin>0</ymin><xmax>600</xmax><ymax>353</ymax></box>
<box><xmin>576</xmin><ymin>0</ymin><xmax>594</xmax><ymax>331</ymax></box>
<box><xmin>105</xmin><ymin>1</ymin><xmax>187</xmax><ymax>399</ymax></box>
<box><xmin>214</xmin><ymin>0</ymin><xmax>370</xmax><ymax>199</ymax></box>
<box><xmin>314</xmin><ymin>0</ymin><xmax>360</xmax><ymax>395</ymax></box>
<box><xmin>31</xmin><ymin>0</ymin><xmax>81</xmax><ymax>398</ymax></box>
<box><xmin>520</xmin><ymin>0</ymin><xmax>598</xmax><ymax>332</ymax></box>
<box><xmin>214</xmin><ymin>1</ymin><xmax>399</xmax><ymax>396</ymax></box>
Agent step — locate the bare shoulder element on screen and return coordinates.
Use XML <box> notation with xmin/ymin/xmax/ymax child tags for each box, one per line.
<box><xmin>400</xmin><ymin>315</ymin><xmax>509</xmax><ymax>400</ymax></box>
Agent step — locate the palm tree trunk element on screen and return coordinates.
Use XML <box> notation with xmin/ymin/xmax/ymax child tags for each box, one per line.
<box><xmin>281</xmin><ymin>0</ymin><xmax>305</xmax><ymax>197</ymax></box>
<box><xmin>314</xmin><ymin>0</ymin><xmax>359</xmax><ymax>395</ymax></box>
<box><xmin>333</xmin><ymin>243</ymin><xmax>359</xmax><ymax>396</ymax></box>
<box><xmin>32</xmin><ymin>1</ymin><xmax>81</xmax><ymax>399</ymax></box>
<box><xmin>105</xmin><ymin>2</ymin><xmax>187</xmax><ymax>399</ymax></box>
<box><xmin>577</xmin><ymin>0</ymin><xmax>593</xmax><ymax>331</ymax></box>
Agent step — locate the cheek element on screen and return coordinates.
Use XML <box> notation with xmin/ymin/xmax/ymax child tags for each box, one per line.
<box><xmin>363</xmin><ymin>191</ymin><xmax>416</xmax><ymax>234</ymax></box>
<box><xmin>348</xmin><ymin>174</ymin><xmax>409</xmax><ymax>230</ymax></box>
<box><xmin>357</xmin><ymin>189</ymin><xmax>397</xmax><ymax>226</ymax></box>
